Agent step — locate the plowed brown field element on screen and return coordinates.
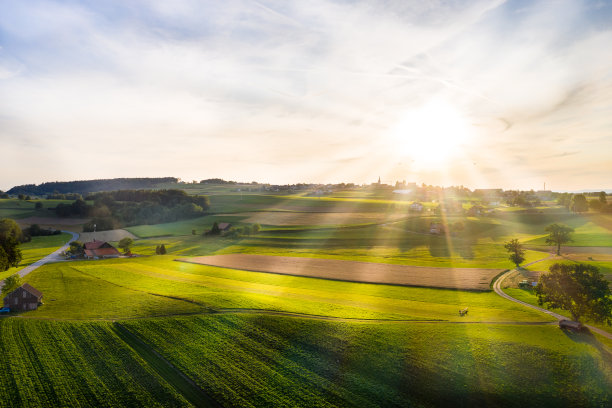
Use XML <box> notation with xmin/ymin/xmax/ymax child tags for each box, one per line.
<box><xmin>178</xmin><ymin>254</ymin><xmax>503</xmax><ymax>291</ymax></box>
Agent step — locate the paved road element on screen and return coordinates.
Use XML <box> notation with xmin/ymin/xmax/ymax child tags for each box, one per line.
<box><xmin>493</xmin><ymin>257</ymin><xmax>612</xmax><ymax>341</ymax></box>
<box><xmin>0</xmin><ymin>231</ymin><xmax>79</xmax><ymax>290</ymax></box>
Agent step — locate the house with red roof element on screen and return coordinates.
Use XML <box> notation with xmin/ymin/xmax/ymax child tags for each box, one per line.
<box><xmin>83</xmin><ymin>240</ymin><xmax>120</xmax><ymax>259</ymax></box>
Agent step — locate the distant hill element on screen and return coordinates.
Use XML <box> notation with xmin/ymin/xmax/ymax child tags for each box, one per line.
<box><xmin>8</xmin><ymin>177</ymin><xmax>179</xmax><ymax>196</ymax></box>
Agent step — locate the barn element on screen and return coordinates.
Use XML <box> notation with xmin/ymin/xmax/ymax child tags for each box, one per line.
<box><xmin>83</xmin><ymin>240</ymin><xmax>121</xmax><ymax>259</ymax></box>
<box><xmin>3</xmin><ymin>283</ymin><xmax>43</xmax><ymax>311</ymax></box>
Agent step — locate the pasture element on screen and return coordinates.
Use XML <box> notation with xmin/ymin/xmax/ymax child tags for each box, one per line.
<box><xmin>1</xmin><ymin>191</ymin><xmax>611</xmax><ymax>407</ymax></box>
<box><xmin>21</xmin><ymin>257</ymin><xmax>547</xmax><ymax>322</ymax></box>
<box><xmin>0</xmin><ymin>233</ymin><xmax>71</xmax><ymax>281</ymax></box>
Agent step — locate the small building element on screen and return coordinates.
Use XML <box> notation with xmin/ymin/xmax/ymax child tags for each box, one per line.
<box><xmin>83</xmin><ymin>240</ymin><xmax>120</xmax><ymax>259</ymax></box>
<box><xmin>430</xmin><ymin>222</ymin><xmax>444</xmax><ymax>234</ymax></box>
<box><xmin>409</xmin><ymin>202</ymin><xmax>424</xmax><ymax>212</ymax></box>
<box><xmin>217</xmin><ymin>223</ymin><xmax>232</xmax><ymax>232</ymax></box>
<box><xmin>3</xmin><ymin>283</ymin><xmax>43</xmax><ymax>311</ymax></box>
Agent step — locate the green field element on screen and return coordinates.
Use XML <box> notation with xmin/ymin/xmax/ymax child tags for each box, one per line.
<box><xmin>0</xmin><ymin>199</ymin><xmax>77</xmax><ymax>220</ymax></box>
<box><xmin>1</xmin><ymin>191</ymin><xmax>611</xmax><ymax>406</ymax></box>
<box><xmin>0</xmin><ymin>319</ymin><xmax>190</xmax><ymax>408</ymax></box>
<box><xmin>21</xmin><ymin>257</ymin><xmax>547</xmax><ymax>322</ymax></box>
<box><xmin>121</xmin><ymin>314</ymin><xmax>612</xmax><ymax>408</ymax></box>
<box><xmin>0</xmin><ymin>233</ymin><xmax>71</xmax><ymax>281</ymax></box>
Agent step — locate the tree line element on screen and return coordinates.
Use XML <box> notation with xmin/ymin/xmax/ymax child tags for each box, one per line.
<box><xmin>54</xmin><ymin>189</ymin><xmax>210</xmax><ymax>231</ymax></box>
<box><xmin>557</xmin><ymin>191</ymin><xmax>610</xmax><ymax>213</ymax></box>
<box><xmin>7</xmin><ymin>177</ymin><xmax>178</xmax><ymax>196</ymax></box>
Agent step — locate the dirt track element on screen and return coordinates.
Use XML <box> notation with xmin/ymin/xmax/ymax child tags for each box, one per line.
<box><xmin>178</xmin><ymin>254</ymin><xmax>503</xmax><ymax>291</ymax></box>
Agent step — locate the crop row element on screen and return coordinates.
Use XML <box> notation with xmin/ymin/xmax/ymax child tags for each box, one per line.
<box><xmin>0</xmin><ymin>319</ymin><xmax>189</xmax><ymax>408</ymax></box>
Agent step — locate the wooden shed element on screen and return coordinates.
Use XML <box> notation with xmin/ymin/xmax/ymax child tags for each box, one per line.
<box><xmin>3</xmin><ymin>283</ymin><xmax>43</xmax><ymax>311</ymax></box>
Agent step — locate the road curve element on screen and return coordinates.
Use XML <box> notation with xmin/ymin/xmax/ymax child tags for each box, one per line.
<box><xmin>0</xmin><ymin>230</ymin><xmax>79</xmax><ymax>290</ymax></box>
<box><xmin>493</xmin><ymin>259</ymin><xmax>612</xmax><ymax>341</ymax></box>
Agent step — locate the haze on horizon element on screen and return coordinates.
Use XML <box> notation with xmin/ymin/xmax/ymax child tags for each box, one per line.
<box><xmin>1</xmin><ymin>0</ymin><xmax>611</xmax><ymax>192</ymax></box>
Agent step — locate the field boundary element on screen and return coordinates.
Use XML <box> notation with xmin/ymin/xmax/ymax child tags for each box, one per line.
<box><xmin>114</xmin><ymin>322</ymin><xmax>220</xmax><ymax>408</ymax></box>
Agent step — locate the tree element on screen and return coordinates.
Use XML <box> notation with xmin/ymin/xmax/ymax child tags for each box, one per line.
<box><xmin>159</xmin><ymin>244</ymin><xmax>167</xmax><ymax>255</ymax></box>
<box><xmin>207</xmin><ymin>222</ymin><xmax>221</xmax><ymax>236</ymax></box>
<box><xmin>118</xmin><ymin>237</ymin><xmax>134</xmax><ymax>254</ymax></box>
<box><xmin>68</xmin><ymin>241</ymin><xmax>84</xmax><ymax>257</ymax></box>
<box><xmin>535</xmin><ymin>263</ymin><xmax>612</xmax><ymax>324</ymax></box>
<box><xmin>504</xmin><ymin>239</ymin><xmax>525</xmax><ymax>268</ymax></box>
<box><xmin>545</xmin><ymin>223</ymin><xmax>574</xmax><ymax>255</ymax></box>
<box><xmin>571</xmin><ymin>194</ymin><xmax>588</xmax><ymax>213</ymax></box>
<box><xmin>600</xmin><ymin>191</ymin><xmax>608</xmax><ymax>205</ymax></box>
<box><xmin>34</xmin><ymin>201</ymin><xmax>43</xmax><ymax>210</ymax></box>
<box><xmin>1</xmin><ymin>274</ymin><xmax>22</xmax><ymax>296</ymax></box>
<box><xmin>0</xmin><ymin>219</ymin><xmax>23</xmax><ymax>271</ymax></box>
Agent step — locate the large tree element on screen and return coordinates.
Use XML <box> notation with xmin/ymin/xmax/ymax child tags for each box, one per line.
<box><xmin>571</xmin><ymin>194</ymin><xmax>588</xmax><ymax>213</ymax></box>
<box><xmin>504</xmin><ymin>239</ymin><xmax>525</xmax><ymax>268</ymax></box>
<box><xmin>1</xmin><ymin>274</ymin><xmax>22</xmax><ymax>296</ymax></box>
<box><xmin>118</xmin><ymin>237</ymin><xmax>134</xmax><ymax>254</ymax></box>
<box><xmin>0</xmin><ymin>218</ymin><xmax>23</xmax><ymax>271</ymax></box>
<box><xmin>535</xmin><ymin>263</ymin><xmax>612</xmax><ymax>324</ymax></box>
<box><xmin>600</xmin><ymin>191</ymin><xmax>608</xmax><ymax>205</ymax></box>
<box><xmin>545</xmin><ymin>223</ymin><xmax>574</xmax><ymax>255</ymax></box>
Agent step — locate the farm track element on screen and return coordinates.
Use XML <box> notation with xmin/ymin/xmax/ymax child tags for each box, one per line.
<box><xmin>0</xmin><ymin>230</ymin><xmax>79</xmax><ymax>290</ymax></box>
<box><xmin>493</xmin><ymin>255</ymin><xmax>612</xmax><ymax>340</ymax></box>
<box><xmin>114</xmin><ymin>323</ymin><xmax>221</xmax><ymax>408</ymax></box>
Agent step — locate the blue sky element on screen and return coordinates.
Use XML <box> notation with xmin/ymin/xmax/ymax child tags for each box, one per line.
<box><xmin>1</xmin><ymin>0</ymin><xmax>612</xmax><ymax>191</ymax></box>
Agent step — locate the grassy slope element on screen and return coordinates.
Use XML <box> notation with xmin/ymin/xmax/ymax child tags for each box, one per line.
<box><xmin>0</xmin><ymin>319</ymin><xmax>189</xmax><ymax>408</ymax></box>
<box><xmin>0</xmin><ymin>233</ymin><xmax>71</xmax><ymax>281</ymax></box>
<box><xmin>123</xmin><ymin>314</ymin><xmax>612</xmax><ymax>408</ymax></box>
<box><xmin>23</xmin><ymin>257</ymin><xmax>547</xmax><ymax>322</ymax></box>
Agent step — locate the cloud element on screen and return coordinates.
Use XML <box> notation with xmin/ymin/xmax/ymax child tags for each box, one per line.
<box><xmin>0</xmin><ymin>0</ymin><xmax>611</xmax><ymax>190</ymax></box>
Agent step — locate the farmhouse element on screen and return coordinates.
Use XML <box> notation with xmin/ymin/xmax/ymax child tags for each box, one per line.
<box><xmin>430</xmin><ymin>222</ymin><xmax>444</xmax><ymax>234</ymax></box>
<box><xmin>83</xmin><ymin>240</ymin><xmax>120</xmax><ymax>259</ymax></box>
<box><xmin>217</xmin><ymin>223</ymin><xmax>232</xmax><ymax>232</ymax></box>
<box><xmin>409</xmin><ymin>202</ymin><xmax>424</xmax><ymax>212</ymax></box>
<box><xmin>3</xmin><ymin>283</ymin><xmax>43</xmax><ymax>311</ymax></box>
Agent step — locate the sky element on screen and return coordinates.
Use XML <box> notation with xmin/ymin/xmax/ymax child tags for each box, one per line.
<box><xmin>1</xmin><ymin>0</ymin><xmax>611</xmax><ymax>191</ymax></box>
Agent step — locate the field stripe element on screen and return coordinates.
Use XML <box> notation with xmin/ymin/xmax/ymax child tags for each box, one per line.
<box><xmin>114</xmin><ymin>322</ymin><xmax>221</xmax><ymax>408</ymax></box>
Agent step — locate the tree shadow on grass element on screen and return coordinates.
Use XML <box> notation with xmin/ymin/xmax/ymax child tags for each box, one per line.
<box><xmin>561</xmin><ymin>328</ymin><xmax>612</xmax><ymax>368</ymax></box>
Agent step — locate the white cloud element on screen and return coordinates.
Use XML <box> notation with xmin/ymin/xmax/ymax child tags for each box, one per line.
<box><xmin>0</xmin><ymin>0</ymin><xmax>611</xmax><ymax>190</ymax></box>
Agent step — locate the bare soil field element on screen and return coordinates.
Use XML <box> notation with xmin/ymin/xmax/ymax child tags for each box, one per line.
<box><xmin>223</xmin><ymin>211</ymin><xmax>408</xmax><ymax>226</ymax></box>
<box><xmin>78</xmin><ymin>229</ymin><xmax>137</xmax><ymax>243</ymax></box>
<box><xmin>178</xmin><ymin>254</ymin><xmax>503</xmax><ymax>290</ymax></box>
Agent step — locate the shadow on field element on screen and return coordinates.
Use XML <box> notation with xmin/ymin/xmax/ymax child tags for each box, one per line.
<box><xmin>562</xmin><ymin>329</ymin><xmax>612</xmax><ymax>367</ymax></box>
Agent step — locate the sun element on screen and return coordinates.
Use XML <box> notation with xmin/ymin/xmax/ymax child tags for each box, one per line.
<box><xmin>389</xmin><ymin>100</ymin><xmax>472</xmax><ymax>167</ymax></box>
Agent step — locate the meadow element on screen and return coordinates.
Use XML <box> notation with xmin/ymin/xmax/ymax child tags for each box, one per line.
<box><xmin>1</xmin><ymin>190</ymin><xmax>611</xmax><ymax>407</ymax></box>
<box><xmin>21</xmin><ymin>257</ymin><xmax>547</xmax><ymax>322</ymax></box>
<box><xmin>0</xmin><ymin>233</ymin><xmax>71</xmax><ymax>281</ymax></box>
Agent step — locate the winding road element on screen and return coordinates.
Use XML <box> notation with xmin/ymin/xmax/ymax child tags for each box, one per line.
<box><xmin>0</xmin><ymin>231</ymin><xmax>79</xmax><ymax>290</ymax></box>
<box><xmin>493</xmin><ymin>255</ymin><xmax>612</xmax><ymax>340</ymax></box>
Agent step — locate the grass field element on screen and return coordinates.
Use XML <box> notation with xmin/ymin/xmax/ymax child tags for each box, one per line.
<box><xmin>22</xmin><ymin>257</ymin><xmax>547</xmax><ymax>322</ymax></box>
<box><xmin>2</xmin><ymin>192</ymin><xmax>611</xmax><ymax>407</ymax></box>
<box><xmin>0</xmin><ymin>233</ymin><xmax>71</xmax><ymax>281</ymax></box>
<box><xmin>122</xmin><ymin>314</ymin><xmax>612</xmax><ymax>408</ymax></box>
